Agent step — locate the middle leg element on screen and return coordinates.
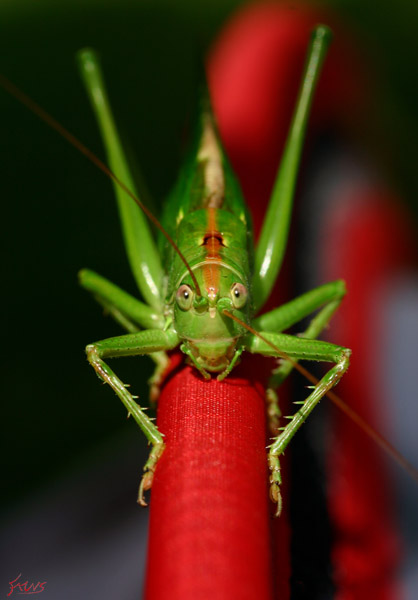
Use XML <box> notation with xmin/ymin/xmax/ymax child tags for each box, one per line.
<box><xmin>253</xmin><ymin>280</ymin><xmax>346</xmax><ymax>432</ymax></box>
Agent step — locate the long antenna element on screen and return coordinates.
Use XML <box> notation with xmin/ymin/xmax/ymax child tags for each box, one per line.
<box><xmin>223</xmin><ymin>309</ymin><xmax>418</xmax><ymax>484</ymax></box>
<box><xmin>0</xmin><ymin>73</ymin><xmax>202</xmax><ymax>297</ymax></box>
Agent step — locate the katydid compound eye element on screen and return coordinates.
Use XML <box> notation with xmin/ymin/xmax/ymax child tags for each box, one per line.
<box><xmin>230</xmin><ymin>283</ymin><xmax>248</xmax><ymax>309</ymax></box>
<box><xmin>176</xmin><ymin>284</ymin><xmax>194</xmax><ymax>310</ymax></box>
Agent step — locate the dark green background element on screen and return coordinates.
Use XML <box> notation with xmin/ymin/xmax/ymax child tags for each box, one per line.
<box><xmin>1</xmin><ymin>0</ymin><xmax>417</xmax><ymax>510</ymax></box>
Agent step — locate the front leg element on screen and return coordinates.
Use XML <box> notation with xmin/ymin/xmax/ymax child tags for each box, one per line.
<box><xmin>246</xmin><ymin>332</ymin><xmax>351</xmax><ymax>515</ymax></box>
<box><xmin>86</xmin><ymin>328</ymin><xmax>179</xmax><ymax>504</ymax></box>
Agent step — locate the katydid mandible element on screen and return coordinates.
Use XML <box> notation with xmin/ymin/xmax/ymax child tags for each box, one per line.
<box><xmin>76</xmin><ymin>25</ymin><xmax>351</xmax><ymax>516</ymax></box>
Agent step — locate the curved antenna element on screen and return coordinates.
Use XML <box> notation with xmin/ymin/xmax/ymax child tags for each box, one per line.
<box><xmin>223</xmin><ymin>309</ymin><xmax>418</xmax><ymax>485</ymax></box>
<box><xmin>0</xmin><ymin>73</ymin><xmax>202</xmax><ymax>297</ymax></box>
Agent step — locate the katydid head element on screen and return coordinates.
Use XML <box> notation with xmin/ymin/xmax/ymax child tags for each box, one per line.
<box><xmin>171</xmin><ymin>263</ymin><xmax>250</xmax><ymax>373</ymax></box>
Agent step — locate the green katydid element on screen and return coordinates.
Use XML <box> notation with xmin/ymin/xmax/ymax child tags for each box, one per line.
<box><xmin>1</xmin><ymin>24</ymin><xmax>416</xmax><ymax>517</ymax></box>
<box><xmin>76</xmin><ymin>25</ymin><xmax>351</xmax><ymax>515</ymax></box>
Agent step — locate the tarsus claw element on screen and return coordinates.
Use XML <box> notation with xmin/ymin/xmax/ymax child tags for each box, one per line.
<box><xmin>137</xmin><ymin>469</ymin><xmax>155</xmax><ymax>506</ymax></box>
<box><xmin>137</xmin><ymin>441</ymin><xmax>165</xmax><ymax>507</ymax></box>
<box><xmin>269</xmin><ymin>483</ymin><xmax>283</xmax><ymax>517</ymax></box>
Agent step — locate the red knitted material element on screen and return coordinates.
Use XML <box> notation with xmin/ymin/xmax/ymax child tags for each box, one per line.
<box><xmin>145</xmin><ymin>361</ymin><xmax>274</xmax><ymax>600</ymax></box>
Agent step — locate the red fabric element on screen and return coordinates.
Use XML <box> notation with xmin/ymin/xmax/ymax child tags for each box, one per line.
<box><xmin>145</xmin><ymin>362</ymin><xmax>274</xmax><ymax>600</ymax></box>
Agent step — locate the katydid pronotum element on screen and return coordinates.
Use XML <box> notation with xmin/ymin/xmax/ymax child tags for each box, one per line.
<box><xmin>2</xmin><ymin>25</ymin><xmax>416</xmax><ymax>517</ymax></box>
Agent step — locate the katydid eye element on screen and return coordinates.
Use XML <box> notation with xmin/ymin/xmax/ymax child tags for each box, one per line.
<box><xmin>230</xmin><ymin>283</ymin><xmax>248</xmax><ymax>309</ymax></box>
<box><xmin>176</xmin><ymin>284</ymin><xmax>194</xmax><ymax>310</ymax></box>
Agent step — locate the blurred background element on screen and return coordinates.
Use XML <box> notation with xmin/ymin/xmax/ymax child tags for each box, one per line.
<box><xmin>1</xmin><ymin>0</ymin><xmax>417</xmax><ymax>598</ymax></box>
